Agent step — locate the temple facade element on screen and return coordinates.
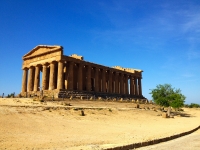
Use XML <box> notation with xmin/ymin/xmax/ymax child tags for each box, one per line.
<box><xmin>21</xmin><ymin>45</ymin><xmax>145</xmax><ymax>99</ymax></box>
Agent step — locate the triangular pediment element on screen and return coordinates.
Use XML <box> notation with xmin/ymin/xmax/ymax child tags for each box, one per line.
<box><xmin>23</xmin><ymin>45</ymin><xmax>63</xmax><ymax>59</ymax></box>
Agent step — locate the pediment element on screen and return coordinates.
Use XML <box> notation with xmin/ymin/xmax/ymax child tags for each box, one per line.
<box><xmin>23</xmin><ymin>45</ymin><xmax>63</xmax><ymax>59</ymax></box>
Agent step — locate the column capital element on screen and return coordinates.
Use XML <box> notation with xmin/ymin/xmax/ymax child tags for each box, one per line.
<box><xmin>50</xmin><ymin>61</ymin><xmax>57</xmax><ymax>64</ymax></box>
<box><xmin>23</xmin><ymin>67</ymin><xmax>29</xmax><ymax>71</ymax></box>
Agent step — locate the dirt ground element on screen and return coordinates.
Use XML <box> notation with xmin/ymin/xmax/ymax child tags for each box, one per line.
<box><xmin>0</xmin><ymin>98</ymin><xmax>200</xmax><ymax>150</ymax></box>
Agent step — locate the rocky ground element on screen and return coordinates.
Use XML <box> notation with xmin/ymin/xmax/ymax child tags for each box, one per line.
<box><xmin>0</xmin><ymin>98</ymin><xmax>200</xmax><ymax>150</ymax></box>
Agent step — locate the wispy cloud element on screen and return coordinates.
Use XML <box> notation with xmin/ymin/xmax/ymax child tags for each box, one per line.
<box><xmin>181</xmin><ymin>72</ymin><xmax>195</xmax><ymax>78</ymax></box>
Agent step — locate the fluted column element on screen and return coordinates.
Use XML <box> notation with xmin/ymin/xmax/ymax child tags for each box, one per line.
<box><xmin>64</xmin><ymin>63</ymin><xmax>68</xmax><ymax>89</ymax></box>
<box><xmin>120</xmin><ymin>74</ymin><xmax>124</xmax><ymax>94</ymax></box>
<box><xmin>49</xmin><ymin>62</ymin><xmax>56</xmax><ymax>90</ymax></box>
<box><xmin>109</xmin><ymin>71</ymin><xmax>112</xmax><ymax>93</ymax></box>
<box><xmin>57</xmin><ymin>61</ymin><xmax>64</xmax><ymax>90</ymax></box>
<box><xmin>130</xmin><ymin>76</ymin><xmax>133</xmax><ymax>95</ymax></box>
<box><xmin>33</xmin><ymin>65</ymin><xmax>40</xmax><ymax>91</ymax></box>
<box><xmin>95</xmin><ymin>67</ymin><xmax>99</xmax><ymax>92</ymax></box>
<box><xmin>134</xmin><ymin>77</ymin><xmax>138</xmax><ymax>96</ymax></box>
<box><xmin>42</xmin><ymin>64</ymin><xmax>48</xmax><ymax>90</ymax></box>
<box><xmin>86</xmin><ymin>65</ymin><xmax>91</xmax><ymax>91</ymax></box>
<box><xmin>78</xmin><ymin>63</ymin><xmax>83</xmax><ymax>91</ymax></box>
<box><xmin>115</xmin><ymin>72</ymin><xmax>119</xmax><ymax>94</ymax></box>
<box><xmin>28</xmin><ymin>66</ymin><xmax>34</xmax><ymax>92</ymax></box>
<box><xmin>125</xmin><ymin>75</ymin><xmax>129</xmax><ymax>95</ymax></box>
<box><xmin>138</xmin><ymin>77</ymin><xmax>142</xmax><ymax>96</ymax></box>
<box><xmin>102</xmin><ymin>69</ymin><xmax>106</xmax><ymax>93</ymax></box>
<box><xmin>21</xmin><ymin>68</ymin><xmax>28</xmax><ymax>93</ymax></box>
<box><xmin>68</xmin><ymin>61</ymin><xmax>74</xmax><ymax>90</ymax></box>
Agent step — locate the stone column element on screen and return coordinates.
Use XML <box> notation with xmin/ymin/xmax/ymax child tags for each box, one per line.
<box><xmin>21</xmin><ymin>68</ymin><xmax>28</xmax><ymax>93</ymax></box>
<box><xmin>102</xmin><ymin>69</ymin><xmax>106</xmax><ymax>93</ymax></box>
<box><xmin>34</xmin><ymin>65</ymin><xmax>40</xmax><ymax>92</ymax></box>
<box><xmin>49</xmin><ymin>62</ymin><xmax>56</xmax><ymax>90</ymax></box>
<box><xmin>86</xmin><ymin>65</ymin><xmax>91</xmax><ymax>91</ymax></box>
<box><xmin>57</xmin><ymin>61</ymin><xmax>64</xmax><ymax>90</ymax></box>
<box><xmin>115</xmin><ymin>72</ymin><xmax>119</xmax><ymax>94</ymax></box>
<box><xmin>78</xmin><ymin>63</ymin><xmax>83</xmax><ymax>91</ymax></box>
<box><xmin>120</xmin><ymin>74</ymin><xmax>124</xmax><ymax>94</ymax></box>
<box><xmin>27</xmin><ymin>66</ymin><xmax>34</xmax><ymax>92</ymax></box>
<box><xmin>42</xmin><ymin>64</ymin><xmax>48</xmax><ymax>90</ymax></box>
<box><xmin>134</xmin><ymin>77</ymin><xmax>138</xmax><ymax>96</ymax></box>
<box><xmin>125</xmin><ymin>75</ymin><xmax>129</xmax><ymax>95</ymax></box>
<box><xmin>64</xmin><ymin>63</ymin><xmax>68</xmax><ymax>89</ymax></box>
<box><xmin>68</xmin><ymin>61</ymin><xmax>74</xmax><ymax>90</ymax></box>
<box><xmin>138</xmin><ymin>77</ymin><xmax>142</xmax><ymax>96</ymax></box>
<box><xmin>95</xmin><ymin>67</ymin><xmax>99</xmax><ymax>92</ymax></box>
<box><xmin>109</xmin><ymin>70</ymin><xmax>112</xmax><ymax>93</ymax></box>
<box><xmin>130</xmin><ymin>76</ymin><xmax>133</xmax><ymax>95</ymax></box>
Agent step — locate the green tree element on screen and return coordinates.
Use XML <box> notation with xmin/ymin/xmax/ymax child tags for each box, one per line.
<box><xmin>189</xmin><ymin>103</ymin><xmax>200</xmax><ymax>108</ymax></box>
<box><xmin>150</xmin><ymin>84</ymin><xmax>186</xmax><ymax>115</ymax></box>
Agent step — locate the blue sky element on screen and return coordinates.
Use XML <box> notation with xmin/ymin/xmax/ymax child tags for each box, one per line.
<box><xmin>0</xmin><ymin>0</ymin><xmax>200</xmax><ymax>104</ymax></box>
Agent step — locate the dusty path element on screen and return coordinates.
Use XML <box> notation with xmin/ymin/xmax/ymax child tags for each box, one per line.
<box><xmin>137</xmin><ymin>129</ymin><xmax>200</xmax><ymax>150</ymax></box>
<box><xmin>0</xmin><ymin>98</ymin><xmax>200</xmax><ymax>150</ymax></box>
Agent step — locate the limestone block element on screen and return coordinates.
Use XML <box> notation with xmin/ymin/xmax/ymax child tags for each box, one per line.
<box><xmin>70</xmin><ymin>54</ymin><xmax>83</xmax><ymax>60</ymax></box>
<box><xmin>162</xmin><ymin>113</ymin><xmax>168</xmax><ymax>118</ymax></box>
<box><xmin>112</xmin><ymin>98</ymin><xmax>116</xmax><ymax>101</ymax></box>
<box><xmin>131</xmin><ymin>99</ymin><xmax>136</xmax><ymax>103</ymax></box>
<box><xmin>136</xmin><ymin>104</ymin><xmax>140</xmax><ymax>108</ymax></box>
<box><xmin>136</xmin><ymin>99</ymin><xmax>140</xmax><ymax>103</ymax></box>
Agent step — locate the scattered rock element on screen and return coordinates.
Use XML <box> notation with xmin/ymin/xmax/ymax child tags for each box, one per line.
<box><xmin>81</xmin><ymin>110</ymin><xmax>85</xmax><ymax>116</ymax></box>
<box><xmin>136</xmin><ymin>104</ymin><xmax>140</xmax><ymax>108</ymax></box>
<box><xmin>162</xmin><ymin>113</ymin><xmax>168</xmax><ymax>118</ymax></box>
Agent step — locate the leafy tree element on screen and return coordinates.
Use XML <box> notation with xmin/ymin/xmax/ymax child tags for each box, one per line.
<box><xmin>189</xmin><ymin>103</ymin><xmax>200</xmax><ymax>108</ymax></box>
<box><xmin>150</xmin><ymin>84</ymin><xmax>186</xmax><ymax>115</ymax></box>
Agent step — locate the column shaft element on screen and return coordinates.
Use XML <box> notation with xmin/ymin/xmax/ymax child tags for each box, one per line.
<box><xmin>120</xmin><ymin>74</ymin><xmax>124</xmax><ymax>94</ymax></box>
<box><xmin>134</xmin><ymin>77</ymin><xmax>138</xmax><ymax>95</ymax></box>
<box><xmin>64</xmin><ymin>64</ymin><xmax>68</xmax><ymax>89</ymax></box>
<box><xmin>42</xmin><ymin>65</ymin><xmax>47</xmax><ymax>90</ymax></box>
<box><xmin>102</xmin><ymin>69</ymin><xmax>106</xmax><ymax>93</ymax></box>
<box><xmin>130</xmin><ymin>76</ymin><xmax>133</xmax><ymax>95</ymax></box>
<box><xmin>34</xmin><ymin>66</ymin><xmax>40</xmax><ymax>91</ymax></box>
<box><xmin>57</xmin><ymin>61</ymin><xmax>64</xmax><ymax>90</ymax></box>
<box><xmin>21</xmin><ymin>69</ymin><xmax>28</xmax><ymax>93</ymax></box>
<box><xmin>125</xmin><ymin>75</ymin><xmax>129</xmax><ymax>95</ymax></box>
<box><xmin>109</xmin><ymin>71</ymin><xmax>112</xmax><ymax>93</ymax></box>
<box><xmin>78</xmin><ymin>63</ymin><xmax>83</xmax><ymax>91</ymax></box>
<box><xmin>28</xmin><ymin>67</ymin><xmax>34</xmax><ymax>92</ymax></box>
<box><xmin>95</xmin><ymin>67</ymin><xmax>99</xmax><ymax>92</ymax></box>
<box><xmin>68</xmin><ymin>62</ymin><xmax>74</xmax><ymax>90</ymax></box>
<box><xmin>86</xmin><ymin>65</ymin><xmax>91</xmax><ymax>91</ymax></box>
<box><xmin>115</xmin><ymin>73</ymin><xmax>119</xmax><ymax>94</ymax></box>
<box><xmin>49</xmin><ymin>62</ymin><xmax>56</xmax><ymax>90</ymax></box>
<box><xmin>138</xmin><ymin>77</ymin><xmax>142</xmax><ymax>96</ymax></box>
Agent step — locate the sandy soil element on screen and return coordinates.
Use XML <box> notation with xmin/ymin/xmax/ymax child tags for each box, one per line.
<box><xmin>0</xmin><ymin>98</ymin><xmax>200</xmax><ymax>150</ymax></box>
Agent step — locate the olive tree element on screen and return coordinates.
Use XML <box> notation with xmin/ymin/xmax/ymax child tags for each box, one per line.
<box><xmin>150</xmin><ymin>84</ymin><xmax>186</xmax><ymax>116</ymax></box>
